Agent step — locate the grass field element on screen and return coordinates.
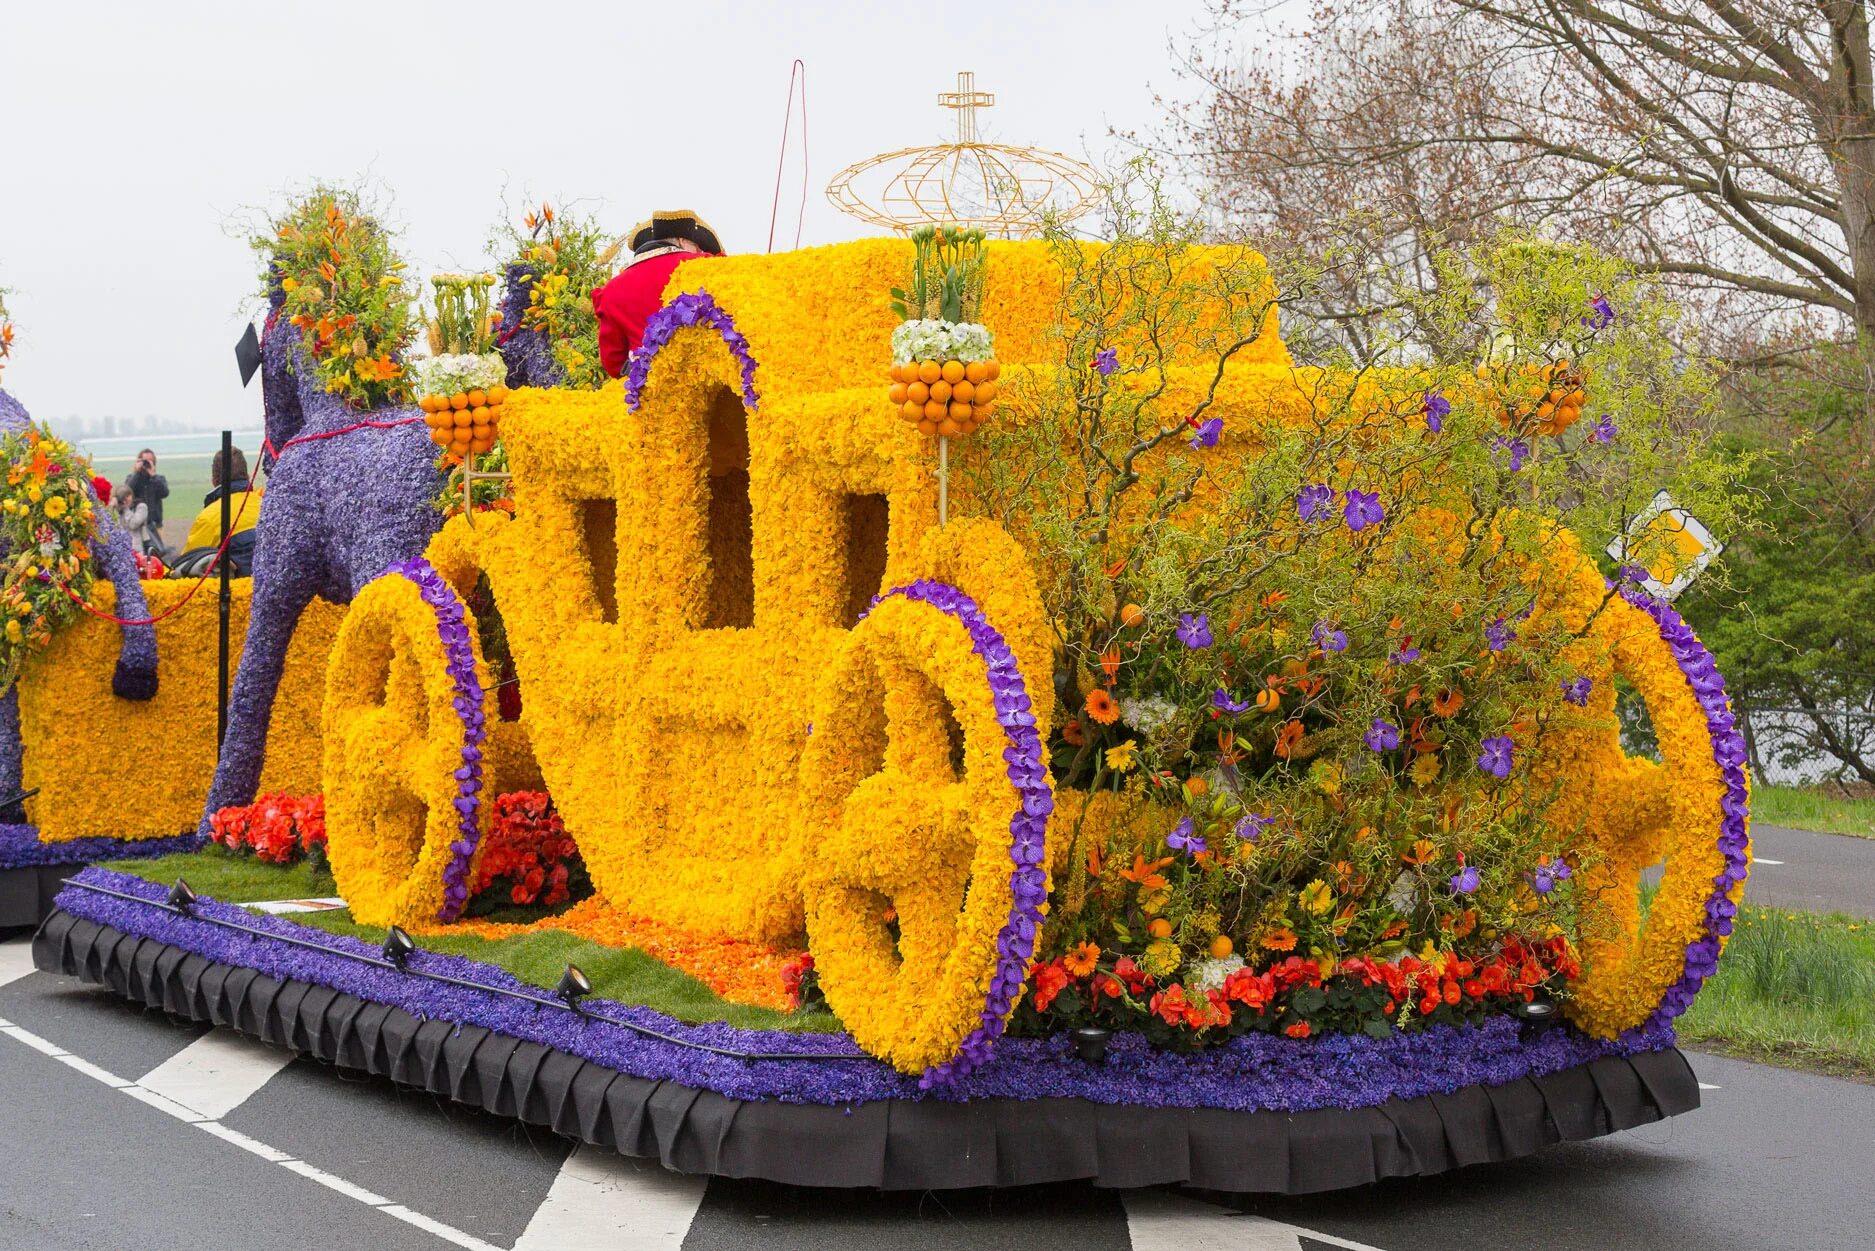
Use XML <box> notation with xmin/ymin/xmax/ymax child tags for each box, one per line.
<box><xmin>108</xmin><ymin>850</ymin><xmax>840</xmax><ymax>1035</ymax></box>
<box><xmin>1752</xmin><ymin>785</ymin><xmax>1875</xmax><ymax>839</ymax></box>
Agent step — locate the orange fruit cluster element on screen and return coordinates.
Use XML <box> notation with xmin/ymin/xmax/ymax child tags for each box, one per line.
<box><xmin>887</xmin><ymin>358</ymin><xmax>1000</xmax><ymax>437</ymax></box>
<box><xmin>1488</xmin><ymin>359</ymin><xmax>1587</xmax><ymax>437</ymax></box>
<box><xmin>420</xmin><ymin>385</ymin><xmax>510</xmax><ymax>456</ymax></box>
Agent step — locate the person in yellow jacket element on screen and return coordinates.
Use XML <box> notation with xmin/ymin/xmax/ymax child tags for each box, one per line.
<box><xmin>174</xmin><ymin>446</ymin><xmax>264</xmax><ymax>577</ymax></box>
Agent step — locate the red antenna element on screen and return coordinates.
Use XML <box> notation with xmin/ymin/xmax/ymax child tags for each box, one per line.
<box><xmin>766</xmin><ymin>59</ymin><xmax>809</xmax><ymax>252</ymax></box>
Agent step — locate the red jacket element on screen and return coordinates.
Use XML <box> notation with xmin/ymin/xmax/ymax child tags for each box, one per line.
<box><xmin>592</xmin><ymin>251</ymin><xmax>721</xmax><ymax>377</ymax></box>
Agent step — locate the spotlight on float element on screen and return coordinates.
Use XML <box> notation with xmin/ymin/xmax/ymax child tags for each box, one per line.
<box><xmin>557</xmin><ymin>963</ymin><xmax>593</xmax><ymax>1013</ymax></box>
<box><xmin>381</xmin><ymin>925</ymin><xmax>417</xmax><ymax>970</ymax></box>
<box><xmin>166</xmin><ymin>878</ymin><xmax>199</xmax><ymax>913</ymax></box>
<box><xmin>1510</xmin><ymin>995</ymin><xmax>1561</xmax><ymax>1031</ymax></box>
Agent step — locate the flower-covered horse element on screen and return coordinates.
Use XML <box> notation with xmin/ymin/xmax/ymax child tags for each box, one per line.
<box><xmin>194</xmin><ymin>299</ymin><xmax>443</xmax><ymax>835</ymax></box>
<box><xmin>0</xmin><ymin>386</ymin><xmax>158</xmax><ymax>810</ymax></box>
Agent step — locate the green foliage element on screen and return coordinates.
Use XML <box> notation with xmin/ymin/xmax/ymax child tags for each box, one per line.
<box><xmin>963</xmin><ymin>172</ymin><xmax>1750</xmax><ymax>989</ymax></box>
<box><xmin>489</xmin><ymin>202</ymin><xmax>619</xmax><ymax>390</ymax></box>
<box><xmin>1749</xmin><ymin>785</ymin><xmax>1875</xmax><ymax>839</ymax></box>
<box><xmin>253</xmin><ymin>185</ymin><xmax>417</xmax><ymax>409</ymax></box>
<box><xmin>426</xmin><ymin>273</ymin><xmax>500</xmax><ymax>356</ymax></box>
<box><xmin>891</xmin><ymin>224</ymin><xmax>986</xmax><ymax>322</ymax></box>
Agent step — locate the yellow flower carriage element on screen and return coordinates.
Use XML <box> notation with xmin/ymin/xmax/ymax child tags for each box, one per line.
<box><xmin>316</xmin><ymin>239</ymin><xmax>1744</xmax><ymax>1076</ymax></box>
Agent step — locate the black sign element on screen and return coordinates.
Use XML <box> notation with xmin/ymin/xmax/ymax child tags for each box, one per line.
<box><xmin>235</xmin><ymin>323</ymin><xmax>263</xmax><ymax>387</ymax></box>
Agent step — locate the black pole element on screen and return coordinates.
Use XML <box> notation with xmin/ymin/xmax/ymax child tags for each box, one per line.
<box><xmin>217</xmin><ymin>429</ymin><xmax>232</xmax><ymax>746</ymax></box>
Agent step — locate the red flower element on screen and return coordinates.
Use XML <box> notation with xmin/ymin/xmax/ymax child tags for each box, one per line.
<box><xmin>1031</xmin><ymin>960</ymin><xmax>1071</xmax><ymax>1012</ymax></box>
<box><xmin>1283</xmin><ymin>1020</ymin><xmax>1312</xmax><ymax>1038</ymax></box>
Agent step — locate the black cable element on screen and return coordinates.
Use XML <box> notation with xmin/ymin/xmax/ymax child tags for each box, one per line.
<box><xmin>61</xmin><ymin>878</ymin><xmax>865</xmax><ymax>1064</ymax></box>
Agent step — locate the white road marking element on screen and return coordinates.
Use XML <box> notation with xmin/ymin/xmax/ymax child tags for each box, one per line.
<box><xmin>0</xmin><ymin>1021</ymin><xmax>503</xmax><ymax>1251</ymax></box>
<box><xmin>514</xmin><ymin>1145</ymin><xmax>707</xmax><ymax>1251</ymax></box>
<box><xmin>0</xmin><ymin>936</ymin><xmax>36</xmax><ymax>989</ymax></box>
<box><xmin>1122</xmin><ymin>1190</ymin><xmax>1394</xmax><ymax>1251</ymax></box>
<box><xmin>1699</xmin><ymin>1082</ymin><xmax>1722</xmax><ymax>1091</ymax></box>
<box><xmin>1753</xmin><ymin>858</ymin><xmax>1783</xmax><ymax>866</ymax></box>
<box><xmin>139</xmin><ymin>1029</ymin><xmax>295</xmax><ymax>1119</ymax></box>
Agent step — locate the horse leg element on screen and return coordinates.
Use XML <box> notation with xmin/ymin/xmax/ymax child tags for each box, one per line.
<box><xmin>196</xmin><ymin>571</ymin><xmax>317</xmax><ymax>836</ymax></box>
<box><xmin>93</xmin><ymin>510</ymin><xmax>158</xmax><ymax>700</ymax></box>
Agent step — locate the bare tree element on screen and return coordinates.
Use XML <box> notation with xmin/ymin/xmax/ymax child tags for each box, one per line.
<box><xmin>1161</xmin><ymin>0</ymin><xmax>1875</xmax><ymax>356</ymax></box>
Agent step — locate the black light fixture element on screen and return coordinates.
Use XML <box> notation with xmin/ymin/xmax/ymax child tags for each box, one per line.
<box><xmin>1070</xmin><ymin>1026</ymin><xmax>1111</xmax><ymax>1064</ymax></box>
<box><xmin>381</xmin><ymin>925</ymin><xmax>417</xmax><ymax>970</ymax></box>
<box><xmin>557</xmin><ymin>963</ymin><xmax>593</xmax><ymax>1012</ymax></box>
<box><xmin>166</xmin><ymin>878</ymin><xmax>199</xmax><ymax>913</ymax></box>
<box><xmin>1510</xmin><ymin>996</ymin><xmax>1561</xmax><ymax>1031</ymax></box>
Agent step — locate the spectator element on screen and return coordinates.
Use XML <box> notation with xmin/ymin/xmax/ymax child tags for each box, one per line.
<box><xmin>110</xmin><ymin>484</ymin><xmax>152</xmax><ymax>555</ymax></box>
<box><xmin>170</xmin><ymin>446</ymin><xmax>264</xmax><ymax>578</ymax></box>
<box><xmin>123</xmin><ymin>448</ymin><xmax>170</xmax><ymax>555</ymax></box>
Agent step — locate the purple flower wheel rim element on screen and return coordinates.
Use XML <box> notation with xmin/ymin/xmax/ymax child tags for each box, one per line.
<box><xmin>382</xmin><ymin>556</ymin><xmax>487</xmax><ymax>922</ymax></box>
<box><xmin>859</xmin><ymin>579</ymin><xmax>1052</xmax><ymax>1089</ymax></box>
<box><xmin>624</xmin><ymin>290</ymin><xmax>760</xmax><ymax>414</ymax></box>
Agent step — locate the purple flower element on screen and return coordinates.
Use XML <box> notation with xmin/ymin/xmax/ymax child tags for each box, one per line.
<box><xmin>1297</xmin><ymin>483</ymin><xmax>1334</xmax><ymax>522</ymax></box>
<box><xmin>1094</xmin><ymin>347</ymin><xmax>1118</xmax><ymax>377</ymax></box>
<box><xmin>1342</xmin><ymin>488</ymin><xmax>1385</xmax><ymax>532</ymax></box>
<box><xmin>1449</xmin><ymin>865</ymin><xmax>1480</xmax><ymax>894</ymax></box>
<box><xmin>1234</xmin><ymin>813</ymin><xmax>1270</xmax><ymax>843</ymax></box>
<box><xmin>1584</xmin><ymin>294</ymin><xmax>1615</xmax><ymax>330</ymax></box>
<box><xmin>1484</xmin><ymin>616</ymin><xmax>1515</xmax><ymax>653</ymax></box>
<box><xmin>1423</xmin><ymin>390</ymin><xmax>1450</xmax><ymax>433</ymax></box>
<box><xmin>1491</xmin><ymin>437</ymin><xmax>1530</xmax><ymax>472</ymax></box>
<box><xmin>1390</xmin><ymin>645</ymin><xmax>1420</xmax><ymax>665</ymax></box>
<box><xmin>1561</xmin><ymin>676</ymin><xmax>1593</xmax><ymax>706</ymax></box>
<box><xmin>1167</xmin><ymin>818</ymin><xmax>1205</xmax><ymax>857</ymax></box>
<box><xmin>1587</xmin><ymin>415</ymin><xmax>1618</xmax><ymax>444</ymax></box>
<box><xmin>627</xmin><ymin>291</ymin><xmax>761</xmax><ymax>413</ymax></box>
<box><xmin>1177</xmin><ymin>612</ymin><xmax>1213</xmax><ymax>649</ymax></box>
<box><xmin>1532</xmin><ymin>868</ymin><xmax>1557</xmax><ymax>895</ymax></box>
<box><xmin>1212</xmin><ymin>688</ymin><xmax>1251</xmax><ymax>715</ymax></box>
<box><xmin>1312</xmin><ymin>620</ymin><xmax>1348</xmax><ymax>653</ymax></box>
<box><xmin>1477</xmin><ymin>735</ymin><xmax>1515</xmax><ymax>779</ymax></box>
<box><xmin>1364</xmin><ymin>718</ymin><xmax>1401</xmax><ymax>752</ymax></box>
<box><xmin>1188</xmin><ymin>416</ymin><xmax>1223</xmax><ymax>449</ymax></box>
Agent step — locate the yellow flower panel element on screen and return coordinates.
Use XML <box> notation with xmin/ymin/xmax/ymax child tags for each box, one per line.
<box><xmin>20</xmin><ymin>581</ymin><xmax>341</xmax><ymax>840</ymax></box>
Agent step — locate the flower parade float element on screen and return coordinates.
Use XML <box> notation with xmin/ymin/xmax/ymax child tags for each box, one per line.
<box><xmin>31</xmin><ymin>215</ymin><xmax>1746</xmax><ymax>1191</ymax></box>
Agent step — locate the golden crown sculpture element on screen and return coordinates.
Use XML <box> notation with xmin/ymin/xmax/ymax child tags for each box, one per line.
<box><xmin>826</xmin><ymin>71</ymin><xmax>1099</xmax><ymax>239</ymax></box>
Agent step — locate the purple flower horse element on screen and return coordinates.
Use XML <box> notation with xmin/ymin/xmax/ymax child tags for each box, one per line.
<box><xmin>0</xmin><ymin>386</ymin><xmax>158</xmax><ymax>812</ymax></box>
<box><xmin>194</xmin><ymin>299</ymin><xmax>444</xmax><ymax>835</ymax></box>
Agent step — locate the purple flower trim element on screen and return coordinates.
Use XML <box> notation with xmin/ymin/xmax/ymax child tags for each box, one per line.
<box><xmin>0</xmin><ymin>824</ymin><xmax>202</xmax><ymax>869</ymax></box>
<box><xmin>53</xmin><ymin>866</ymin><xmax>1676</xmax><ymax>1111</ymax></box>
<box><xmin>862</xmin><ymin>580</ymin><xmax>1052</xmax><ymax>1089</ymax></box>
<box><xmin>1616</xmin><ymin>584</ymin><xmax>1752</xmax><ymax>1028</ymax></box>
<box><xmin>380</xmin><ymin>557</ymin><xmax>486</xmax><ymax>922</ymax></box>
<box><xmin>624</xmin><ymin>290</ymin><xmax>760</xmax><ymax>413</ymax></box>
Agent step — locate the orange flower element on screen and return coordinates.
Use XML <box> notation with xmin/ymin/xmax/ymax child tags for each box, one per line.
<box><xmin>1432</xmin><ymin>688</ymin><xmax>1465</xmax><ymax>717</ymax></box>
<box><xmin>1086</xmin><ymin>688</ymin><xmax>1120</xmax><ymax>724</ymax></box>
<box><xmin>1086</xmin><ymin>840</ymin><xmax>1104</xmax><ymax>878</ymax></box>
<box><xmin>1062</xmin><ymin>942</ymin><xmax>1101</xmax><ymax>977</ymax></box>
<box><xmin>1402</xmin><ymin>838</ymin><xmax>1437</xmax><ymax>865</ymax></box>
<box><xmin>1120</xmin><ymin>853</ymin><xmax>1173</xmax><ymax>892</ymax></box>
<box><xmin>1104</xmin><ymin>555</ymin><xmax>1127</xmax><ymax>579</ymax></box>
<box><xmin>1262</xmin><ymin>927</ymin><xmax>1298</xmax><ymax>952</ymax></box>
<box><xmin>1099</xmin><ymin>646</ymin><xmax>1122</xmax><ymax>685</ymax></box>
<box><xmin>1283</xmin><ymin>1020</ymin><xmax>1313</xmax><ymax>1038</ymax></box>
<box><xmin>1273</xmin><ymin>719</ymin><xmax>1305</xmax><ymax>758</ymax></box>
<box><xmin>1062</xmin><ymin>717</ymin><xmax>1086</xmax><ymax>746</ymax></box>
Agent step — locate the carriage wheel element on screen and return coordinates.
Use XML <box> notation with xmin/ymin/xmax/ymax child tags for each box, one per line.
<box><xmin>323</xmin><ymin>560</ymin><xmax>491</xmax><ymax>927</ymax></box>
<box><xmin>799</xmin><ymin>585</ymin><xmax>1051</xmax><ymax>1077</ymax></box>
<box><xmin>1559</xmin><ymin>589</ymin><xmax>1747</xmax><ymax>1035</ymax></box>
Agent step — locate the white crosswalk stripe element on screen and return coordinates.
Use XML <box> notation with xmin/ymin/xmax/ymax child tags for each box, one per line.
<box><xmin>514</xmin><ymin>1145</ymin><xmax>707</xmax><ymax>1251</ymax></box>
<box><xmin>138</xmin><ymin>1029</ymin><xmax>295</xmax><ymax>1119</ymax></box>
<box><xmin>0</xmin><ymin>935</ymin><xmax>35</xmax><ymax>989</ymax></box>
<box><xmin>1122</xmin><ymin>1190</ymin><xmax>1393</xmax><ymax>1251</ymax></box>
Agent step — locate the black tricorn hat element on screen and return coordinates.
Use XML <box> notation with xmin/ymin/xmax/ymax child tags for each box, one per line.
<box><xmin>629</xmin><ymin>210</ymin><xmax>724</xmax><ymax>256</ymax></box>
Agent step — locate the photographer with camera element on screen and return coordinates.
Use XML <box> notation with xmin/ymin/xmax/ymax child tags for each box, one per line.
<box><xmin>123</xmin><ymin>447</ymin><xmax>171</xmax><ymax>559</ymax></box>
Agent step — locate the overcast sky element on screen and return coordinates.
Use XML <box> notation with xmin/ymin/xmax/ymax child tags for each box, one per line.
<box><xmin>0</xmin><ymin>0</ymin><xmax>1300</xmax><ymax>432</ymax></box>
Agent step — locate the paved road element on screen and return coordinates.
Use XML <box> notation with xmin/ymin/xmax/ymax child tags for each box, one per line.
<box><xmin>3</xmin><ymin>935</ymin><xmax>1873</xmax><ymax>1251</ymax></box>
<box><xmin>1741</xmin><ymin>823</ymin><xmax>1875</xmax><ymax>918</ymax></box>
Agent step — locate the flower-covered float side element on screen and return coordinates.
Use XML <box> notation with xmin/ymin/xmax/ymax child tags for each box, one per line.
<box><xmin>238</xmin><ymin>216</ymin><xmax>1750</xmax><ymax>1080</ymax></box>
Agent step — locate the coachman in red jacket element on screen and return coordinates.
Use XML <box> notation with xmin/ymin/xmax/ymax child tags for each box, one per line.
<box><xmin>592</xmin><ymin>210</ymin><xmax>725</xmax><ymax>378</ymax></box>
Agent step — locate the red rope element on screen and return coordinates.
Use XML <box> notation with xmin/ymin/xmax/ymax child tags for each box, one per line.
<box><xmin>56</xmin><ymin>414</ymin><xmax>427</xmax><ymax>628</ymax></box>
<box><xmin>766</xmin><ymin>59</ymin><xmax>809</xmax><ymax>253</ymax></box>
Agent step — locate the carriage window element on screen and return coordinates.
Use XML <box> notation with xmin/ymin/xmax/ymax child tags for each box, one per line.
<box><xmin>701</xmin><ymin>387</ymin><xmax>754</xmax><ymax>630</ymax></box>
<box><xmin>840</xmin><ymin>492</ymin><xmax>890</xmax><ymax>627</ymax></box>
<box><xmin>578</xmin><ymin>498</ymin><xmax>619</xmax><ymax>623</ymax></box>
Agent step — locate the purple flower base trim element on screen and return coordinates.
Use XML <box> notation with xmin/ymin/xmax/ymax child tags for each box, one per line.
<box><xmin>1617</xmin><ymin>584</ymin><xmax>1752</xmax><ymax>1027</ymax></box>
<box><xmin>0</xmin><ymin>824</ymin><xmax>202</xmax><ymax>869</ymax></box>
<box><xmin>624</xmin><ymin>291</ymin><xmax>760</xmax><ymax>413</ymax></box>
<box><xmin>380</xmin><ymin>557</ymin><xmax>485</xmax><ymax>922</ymax></box>
<box><xmin>53</xmin><ymin>866</ymin><xmax>1676</xmax><ymax>1110</ymax></box>
<box><xmin>862</xmin><ymin>581</ymin><xmax>1051</xmax><ymax>1089</ymax></box>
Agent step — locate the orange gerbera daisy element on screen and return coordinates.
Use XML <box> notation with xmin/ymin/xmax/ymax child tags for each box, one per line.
<box><xmin>1087</xmin><ymin>688</ymin><xmax>1120</xmax><ymax>724</ymax></box>
<box><xmin>1062</xmin><ymin>717</ymin><xmax>1086</xmax><ymax>746</ymax></box>
<box><xmin>1432</xmin><ymin>688</ymin><xmax>1465</xmax><ymax>717</ymax></box>
<box><xmin>1273</xmin><ymin>719</ymin><xmax>1305</xmax><ymax>757</ymax></box>
<box><xmin>1062</xmin><ymin>942</ymin><xmax>1101</xmax><ymax>977</ymax></box>
<box><xmin>1262</xmin><ymin>927</ymin><xmax>1298</xmax><ymax>952</ymax></box>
